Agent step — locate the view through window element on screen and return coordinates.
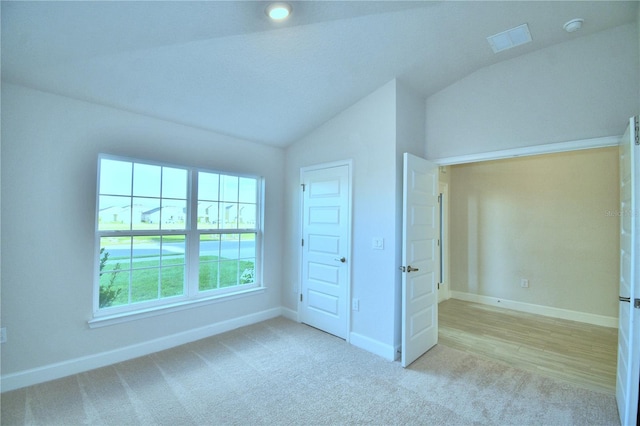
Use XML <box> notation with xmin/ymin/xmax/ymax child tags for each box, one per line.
<box><xmin>96</xmin><ymin>155</ymin><xmax>261</xmax><ymax>316</ymax></box>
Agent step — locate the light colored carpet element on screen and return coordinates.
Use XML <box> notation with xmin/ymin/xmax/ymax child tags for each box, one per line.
<box><xmin>1</xmin><ymin>317</ymin><xmax>620</xmax><ymax>425</ymax></box>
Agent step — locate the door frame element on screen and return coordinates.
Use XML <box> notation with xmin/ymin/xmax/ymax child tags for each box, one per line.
<box><xmin>431</xmin><ymin>132</ymin><xmax>633</xmax><ymax>418</ymax></box>
<box><xmin>299</xmin><ymin>159</ymin><xmax>353</xmax><ymax>342</ymax></box>
<box><xmin>438</xmin><ymin>181</ymin><xmax>450</xmax><ymax>303</ymax></box>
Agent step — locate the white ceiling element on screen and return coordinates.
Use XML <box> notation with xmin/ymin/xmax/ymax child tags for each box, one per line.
<box><xmin>2</xmin><ymin>1</ymin><xmax>637</xmax><ymax>147</ymax></box>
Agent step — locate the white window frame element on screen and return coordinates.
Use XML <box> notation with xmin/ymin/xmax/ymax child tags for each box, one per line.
<box><xmin>91</xmin><ymin>154</ymin><xmax>263</xmax><ymax>326</ymax></box>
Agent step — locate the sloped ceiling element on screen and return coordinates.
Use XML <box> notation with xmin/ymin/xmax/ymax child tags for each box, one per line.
<box><xmin>2</xmin><ymin>1</ymin><xmax>637</xmax><ymax>147</ymax></box>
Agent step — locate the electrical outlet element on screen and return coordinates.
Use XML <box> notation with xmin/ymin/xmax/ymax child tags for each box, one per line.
<box><xmin>352</xmin><ymin>298</ymin><xmax>360</xmax><ymax>311</ymax></box>
<box><xmin>0</xmin><ymin>327</ymin><xmax>6</xmax><ymax>344</ymax></box>
<box><xmin>520</xmin><ymin>279</ymin><xmax>529</xmax><ymax>288</ymax></box>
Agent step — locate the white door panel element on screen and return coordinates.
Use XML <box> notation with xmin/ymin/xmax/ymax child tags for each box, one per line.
<box><xmin>300</xmin><ymin>163</ymin><xmax>350</xmax><ymax>339</ymax></box>
<box><xmin>616</xmin><ymin>115</ymin><xmax>640</xmax><ymax>426</ymax></box>
<box><xmin>402</xmin><ymin>153</ymin><xmax>439</xmax><ymax>367</ymax></box>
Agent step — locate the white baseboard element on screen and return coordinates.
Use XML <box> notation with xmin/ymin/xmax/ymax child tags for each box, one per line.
<box><xmin>450</xmin><ymin>291</ymin><xmax>618</xmax><ymax>328</ymax></box>
<box><xmin>1</xmin><ymin>307</ymin><xmax>283</xmax><ymax>393</ymax></box>
<box><xmin>279</xmin><ymin>308</ymin><xmax>397</xmax><ymax>361</ymax></box>
<box><xmin>349</xmin><ymin>332</ymin><xmax>396</xmax><ymax>361</ymax></box>
<box><xmin>280</xmin><ymin>307</ymin><xmax>298</xmax><ymax>322</ymax></box>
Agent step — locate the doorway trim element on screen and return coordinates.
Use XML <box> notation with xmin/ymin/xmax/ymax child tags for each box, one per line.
<box><xmin>299</xmin><ymin>159</ymin><xmax>353</xmax><ymax>343</ymax></box>
<box><xmin>431</xmin><ymin>133</ymin><xmax>621</xmax><ymax>327</ymax></box>
<box><xmin>438</xmin><ymin>181</ymin><xmax>450</xmax><ymax>303</ymax></box>
<box><xmin>432</xmin><ymin>135</ymin><xmax>619</xmax><ymax>166</ymax></box>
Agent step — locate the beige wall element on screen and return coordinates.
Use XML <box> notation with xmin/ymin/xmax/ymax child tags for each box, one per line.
<box><xmin>449</xmin><ymin>147</ymin><xmax>619</xmax><ymax>318</ymax></box>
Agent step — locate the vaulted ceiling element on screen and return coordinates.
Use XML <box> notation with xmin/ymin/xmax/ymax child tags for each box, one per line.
<box><xmin>2</xmin><ymin>1</ymin><xmax>637</xmax><ymax>147</ymax></box>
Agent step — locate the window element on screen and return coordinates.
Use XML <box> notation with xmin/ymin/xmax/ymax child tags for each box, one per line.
<box><xmin>95</xmin><ymin>155</ymin><xmax>261</xmax><ymax>318</ymax></box>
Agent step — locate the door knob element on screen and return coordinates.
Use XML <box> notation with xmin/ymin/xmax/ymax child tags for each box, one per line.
<box><xmin>335</xmin><ymin>257</ymin><xmax>346</xmax><ymax>263</ymax></box>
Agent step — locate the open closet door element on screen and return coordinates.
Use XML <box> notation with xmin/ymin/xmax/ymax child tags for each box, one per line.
<box><xmin>616</xmin><ymin>115</ymin><xmax>640</xmax><ymax>426</ymax></box>
<box><xmin>401</xmin><ymin>153</ymin><xmax>439</xmax><ymax>367</ymax></box>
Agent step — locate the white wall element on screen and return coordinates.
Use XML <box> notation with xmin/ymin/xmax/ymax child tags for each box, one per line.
<box><xmin>426</xmin><ymin>23</ymin><xmax>639</xmax><ymax>160</ymax></box>
<box><xmin>284</xmin><ymin>80</ymin><xmax>400</xmax><ymax>358</ymax></box>
<box><xmin>0</xmin><ymin>84</ymin><xmax>285</xmax><ymax>384</ymax></box>
<box><xmin>283</xmin><ymin>79</ymin><xmax>428</xmax><ymax>358</ymax></box>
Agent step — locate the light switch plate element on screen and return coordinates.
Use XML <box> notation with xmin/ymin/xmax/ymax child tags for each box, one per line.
<box><xmin>372</xmin><ymin>238</ymin><xmax>384</xmax><ymax>250</ymax></box>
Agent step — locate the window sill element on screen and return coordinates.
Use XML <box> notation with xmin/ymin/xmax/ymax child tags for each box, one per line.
<box><xmin>88</xmin><ymin>287</ymin><xmax>266</xmax><ymax>329</ymax></box>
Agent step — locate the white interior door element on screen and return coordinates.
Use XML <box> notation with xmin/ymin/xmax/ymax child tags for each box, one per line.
<box><xmin>401</xmin><ymin>153</ymin><xmax>439</xmax><ymax>367</ymax></box>
<box><xmin>300</xmin><ymin>163</ymin><xmax>350</xmax><ymax>339</ymax></box>
<box><xmin>616</xmin><ymin>115</ymin><xmax>640</xmax><ymax>426</ymax></box>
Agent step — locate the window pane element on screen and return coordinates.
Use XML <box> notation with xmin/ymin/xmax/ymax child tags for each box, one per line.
<box><xmin>198</xmin><ymin>172</ymin><xmax>219</xmax><ymax>201</ymax></box>
<box><xmin>100</xmin><ymin>237</ymin><xmax>131</xmax><ymax>270</ymax></box>
<box><xmin>238</xmin><ymin>203</ymin><xmax>257</xmax><ymax>228</ymax></box>
<box><xmin>100</xmin><ymin>159</ymin><xmax>132</xmax><ymax>196</ymax></box>
<box><xmin>162</xmin><ymin>167</ymin><xmax>187</xmax><ymax>199</ymax></box>
<box><xmin>219</xmin><ymin>260</ymin><xmax>239</xmax><ymax>288</ymax></box>
<box><xmin>132</xmin><ymin>236</ymin><xmax>160</xmax><ymax>268</ymax></box>
<box><xmin>220</xmin><ymin>175</ymin><xmax>238</xmax><ymax>202</ymax></box>
<box><xmin>99</xmin><ymin>236</ymin><xmax>131</xmax><ymax>309</ymax></box>
<box><xmin>99</xmin><ymin>269</ymin><xmax>129</xmax><ymax>308</ymax></box>
<box><xmin>221</xmin><ymin>203</ymin><xmax>238</xmax><ymax>229</ymax></box>
<box><xmin>239</xmin><ymin>234</ymin><xmax>255</xmax><ymax>259</ymax></box>
<box><xmin>199</xmin><ymin>262</ymin><xmax>219</xmax><ymax>291</ymax></box>
<box><xmin>198</xmin><ymin>202</ymin><xmax>219</xmax><ymax>229</ymax></box>
<box><xmin>220</xmin><ymin>234</ymin><xmax>240</xmax><ymax>260</ymax></box>
<box><xmin>239</xmin><ymin>234</ymin><xmax>255</xmax><ymax>285</ymax></box>
<box><xmin>160</xmin><ymin>200</ymin><xmax>186</xmax><ymax>230</ymax></box>
<box><xmin>162</xmin><ymin>235</ymin><xmax>185</xmax><ymax>266</ymax></box>
<box><xmin>240</xmin><ymin>260</ymin><xmax>255</xmax><ymax>284</ymax></box>
<box><xmin>131</xmin><ymin>268</ymin><xmax>159</xmax><ymax>303</ymax></box>
<box><xmin>98</xmin><ymin>195</ymin><xmax>131</xmax><ymax>230</ymax></box>
<box><xmin>161</xmin><ymin>266</ymin><xmax>184</xmax><ymax>297</ymax></box>
<box><xmin>239</xmin><ymin>177</ymin><xmax>256</xmax><ymax>203</ymax></box>
<box><xmin>133</xmin><ymin>163</ymin><xmax>161</xmax><ymax>198</ymax></box>
<box><xmin>133</xmin><ymin>198</ymin><xmax>160</xmax><ymax>230</ymax></box>
<box><xmin>200</xmin><ymin>234</ymin><xmax>221</xmax><ymax>260</ymax></box>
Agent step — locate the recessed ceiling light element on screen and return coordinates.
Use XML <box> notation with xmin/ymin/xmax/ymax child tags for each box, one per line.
<box><xmin>266</xmin><ymin>3</ymin><xmax>292</xmax><ymax>21</ymax></box>
<box><xmin>487</xmin><ymin>23</ymin><xmax>532</xmax><ymax>53</ymax></box>
<box><xmin>563</xmin><ymin>19</ymin><xmax>584</xmax><ymax>33</ymax></box>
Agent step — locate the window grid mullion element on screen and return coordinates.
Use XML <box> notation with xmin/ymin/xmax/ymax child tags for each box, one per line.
<box><xmin>187</xmin><ymin>168</ymin><xmax>200</xmax><ymax>299</ymax></box>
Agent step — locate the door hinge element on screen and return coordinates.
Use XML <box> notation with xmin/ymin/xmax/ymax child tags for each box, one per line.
<box><xmin>619</xmin><ymin>296</ymin><xmax>640</xmax><ymax>308</ymax></box>
<box><xmin>301</xmin><ymin>183</ymin><xmax>306</xmax><ymax>191</ymax></box>
<box><xmin>300</xmin><ymin>293</ymin><xmax>303</xmax><ymax>302</ymax></box>
<box><xmin>437</xmin><ymin>239</ymin><xmax>440</xmax><ymax>247</ymax></box>
<box><xmin>634</xmin><ymin>116</ymin><xmax>639</xmax><ymax>146</ymax></box>
<box><xmin>301</xmin><ymin>238</ymin><xmax>304</xmax><ymax>246</ymax></box>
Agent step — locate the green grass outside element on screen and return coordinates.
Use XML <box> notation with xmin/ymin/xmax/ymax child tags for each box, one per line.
<box><xmin>100</xmin><ymin>256</ymin><xmax>255</xmax><ymax>308</ymax></box>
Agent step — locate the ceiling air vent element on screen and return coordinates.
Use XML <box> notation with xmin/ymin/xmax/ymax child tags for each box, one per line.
<box><xmin>487</xmin><ymin>23</ymin><xmax>532</xmax><ymax>53</ymax></box>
